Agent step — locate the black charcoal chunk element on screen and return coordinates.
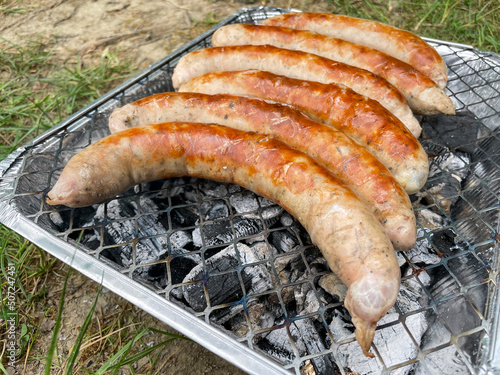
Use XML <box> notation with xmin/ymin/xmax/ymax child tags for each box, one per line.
<box><xmin>193</xmin><ymin>216</ymin><xmax>264</xmax><ymax>248</ymax></box>
<box><xmin>269</xmin><ymin>229</ymin><xmax>300</xmax><ymax>253</ymax></box>
<box><xmin>420</xmin><ymin>110</ymin><xmax>482</xmax><ymax>154</ymax></box>
<box><xmin>169</xmin><ymin>253</ymin><xmax>200</xmax><ymax>285</ymax></box>
<box><xmin>169</xmin><ymin>206</ymin><xmax>199</xmax><ymax>228</ymax></box>
<box><xmin>206</xmin><ymin>200</ymin><xmax>229</xmax><ymax>220</ymax></box>
<box><xmin>430</xmin><ymin>228</ymin><xmax>461</xmax><ymax>258</ymax></box>
<box><xmin>182</xmin><ymin>243</ymin><xmax>265</xmax><ymax>312</ymax></box>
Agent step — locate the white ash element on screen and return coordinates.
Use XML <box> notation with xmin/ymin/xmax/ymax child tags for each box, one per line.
<box><xmin>280</xmin><ymin>212</ymin><xmax>294</xmax><ymax>227</ymax></box>
<box><xmin>229</xmin><ymin>191</ymin><xmax>283</xmax><ymax>220</ymax></box>
<box><xmin>296</xmin><ymin>288</ymin><xmax>321</xmax><ymax>316</ymax></box>
<box><xmin>429</xmin><ymin>151</ymin><xmax>470</xmax><ymax>180</ymax></box>
<box><xmin>229</xmin><ymin>191</ymin><xmax>259</xmax><ymax>213</ymax></box>
<box><xmin>402</xmin><ymin>228</ymin><xmax>442</xmax><ymax>266</ymax></box>
<box><xmin>244</xmin><ymin>241</ymin><xmax>278</xmax><ymax>263</ymax></box>
<box><xmin>49</xmin><ymin>211</ymin><xmax>64</xmax><ymax>227</ymax></box>
<box><xmin>273</xmin><ymin>252</ymin><xmax>302</xmax><ymax>282</ymax></box>
<box><xmin>199</xmin><ymin>181</ymin><xmax>229</xmax><ymax>198</ymax></box>
<box><xmin>206</xmin><ymin>201</ymin><xmax>229</xmax><ymax>220</ymax></box>
<box><xmin>417</xmin><ymin>208</ymin><xmax>448</xmax><ymax>230</ymax></box>
<box><xmin>228</xmin><ymin>184</ymin><xmax>241</xmax><ymax>194</ymax></box>
<box><xmin>169</xmin><ymin>230</ymin><xmax>192</xmax><ymax>249</ymax></box>
<box><xmin>293</xmin><ymin>282</ymin><xmax>312</xmax><ymax>313</ymax></box>
<box><xmin>330</xmin><ymin>311</ymin><xmax>426</xmax><ymax>375</ymax></box>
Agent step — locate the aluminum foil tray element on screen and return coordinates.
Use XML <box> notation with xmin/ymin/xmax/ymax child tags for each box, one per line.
<box><xmin>1</xmin><ymin>6</ymin><xmax>500</xmax><ymax>375</ymax></box>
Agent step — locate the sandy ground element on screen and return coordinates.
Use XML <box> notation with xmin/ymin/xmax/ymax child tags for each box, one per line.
<box><xmin>0</xmin><ymin>0</ymin><xmax>334</xmax><ymax>374</ymax></box>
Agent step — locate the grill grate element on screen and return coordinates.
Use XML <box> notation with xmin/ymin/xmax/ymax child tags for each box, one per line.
<box><xmin>1</xmin><ymin>6</ymin><xmax>500</xmax><ymax>375</ymax></box>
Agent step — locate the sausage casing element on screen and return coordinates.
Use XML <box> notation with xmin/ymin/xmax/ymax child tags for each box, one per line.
<box><xmin>261</xmin><ymin>12</ymin><xmax>448</xmax><ymax>89</ymax></box>
<box><xmin>179</xmin><ymin>70</ymin><xmax>429</xmax><ymax>194</ymax></box>
<box><xmin>171</xmin><ymin>44</ymin><xmax>419</xmax><ymax>131</ymax></box>
<box><xmin>212</xmin><ymin>24</ymin><xmax>455</xmax><ymax>118</ymax></box>
<box><xmin>47</xmin><ymin>122</ymin><xmax>401</xmax><ymax>357</ymax></box>
<box><xmin>109</xmin><ymin>92</ymin><xmax>416</xmax><ymax>250</ymax></box>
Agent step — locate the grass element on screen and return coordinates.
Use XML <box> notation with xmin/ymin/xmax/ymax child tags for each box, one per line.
<box><xmin>0</xmin><ymin>34</ymin><xmax>192</xmax><ymax>373</ymax></box>
<box><xmin>301</xmin><ymin>0</ymin><xmax>500</xmax><ymax>52</ymax></box>
<box><xmin>0</xmin><ymin>0</ymin><xmax>499</xmax><ymax>374</ymax></box>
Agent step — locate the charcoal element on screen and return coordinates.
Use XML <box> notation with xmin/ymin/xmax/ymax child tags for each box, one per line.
<box><xmin>420</xmin><ymin>110</ymin><xmax>482</xmax><ymax>154</ymax></box>
<box><xmin>256</xmin><ymin>317</ymin><xmax>335</xmax><ymax>369</ymax></box>
<box><xmin>420</xmin><ymin>138</ymin><xmax>448</xmax><ymax>157</ymax></box>
<box><xmin>182</xmin><ymin>243</ymin><xmax>273</xmax><ymax>312</ymax></box>
<box><xmin>298</xmin><ymin>289</ymin><xmax>321</xmax><ymax>316</ymax></box>
<box><xmin>431</xmin><ymin>228</ymin><xmax>462</xmax><ymax>258</ymax></box>
<box><xmin>292</xmin><ymin>319</ymin><xmax>338</xmax><ymax>374</ymax></box>
<box><xmin>199</xmin><ymin>180</ymin><xmax>229</xmax><ymax>198</ymax></box>
<box><xmin>429</xmin><ymin>151</ymin><xmax>470</xmax><ymax>181</ymax></box>
<box><xmin>169</xmin><ymin>248</ymin><xmax>201</xmax><ymax>285</ymax></box>
<box><xmin>228</xmin><ymin>191</ymin><xmax>283</xmax><ymax>224</ymax></box>
<box><xmin>414</xmin><ymin>342</ymin><xmax>470</xmax><ymax>374</ymax></box>
<box><xmin>169</xmin><ymin>230</ymin><xmax>192</xmax><ymax>249</ymax></box>
<box><xmin>318</xmin><ymin>273</ymin><xmax>347</xmax><ymax>302</ymax></box>
<box><xmin>269</xmin><ymin>230</ymin><xmax>300</xmax><ymax>253</ymax></box>
<box><xmin>256</xmin><ymin>327</ymin><xmax>295</xmax><ymax>364</ymax></box>
<box><xmin>403</xmin><ymin>229</ymin><xmax>442</xmax><ymax>266</ymax></box>
<box><xmin>229</xmin><ymin>190</ymin><xmax>259</xmax><ymax>213</ymax></box>
<box><xmin>280</xmin><ymin>212</ymin><xmax>295</xmax><ymax>227</ymax></box>
<box><xmin>420</xmin><ymin>171</ymin><xmax>462</xmax><ymax>214</ymax></box>
<box><xmin>247</xmin><ymin>241</ymin><xmax>278</xmax><ymax>262</ymax></box>
<box><xmin>169</xmin><ymin>205</ymin><xmax>199</xmax><ymax>228</ymax></box>
<box><xmin>206</xmin><ymin>200</ymin><xmax>229</xmax><ymax>220</ymax></box>
<box><xmin>76</xmin><ymin>199</ymin><xmax>172</xmax><ymax>277</ymax></box>
<box><xmin>331</xmin><ymin>311</ymin><xmax>426</xmax><ymax>375</ymax></box>
<box><xmin>218</xmin><ymin>299</ymin><xmax>278</xmax><ymax>337</ymax></box>
<box><xmin>192</xmin><ymin>216</ymin><xmax>264</xmax><ymax>248</ymax></box>
<box><xmin>416</xmin><ymin>147</ymin><xmax>470</xmax><ymax>214</ymax></box>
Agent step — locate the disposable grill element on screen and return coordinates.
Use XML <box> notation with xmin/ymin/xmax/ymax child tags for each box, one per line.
<box><xmin>1</xmin><ymin>6</ymin><xmax>499</xmax><ymax>375</ymax></box>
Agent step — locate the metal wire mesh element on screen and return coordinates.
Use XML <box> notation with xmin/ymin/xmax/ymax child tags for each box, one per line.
<box><xmin>1</xmin><ymin>6</ymin><xmax>500</xmax><ymax>375</ymax></box>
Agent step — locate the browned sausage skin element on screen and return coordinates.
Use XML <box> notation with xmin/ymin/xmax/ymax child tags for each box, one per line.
<box><xmin>171</xmin><ymin>44</ymin><xmax>420</xmax><ymax>132</ymax></box>
<box><xmin>261</xmin><ymin>12</ymin><xmax>448</xmax><ymax>89</ymax></box>
<box><xmin>179</xmin><ymin>70</ymin><xmax>429</xmax><ymax>194</ymax></box>
<box><xmin>108</xmin><ymin>92</ymin><xmax>416</xmax><ymax>250</ymax></box>
<box><xmin>47</xmin><ymin>122</ymin><xmax>401</xmax><ymax>357</ymax></box>
<box><xmin>212</xmin><ymin>24</ymin><xmax>455</xmax><ymax>118</ymax></box>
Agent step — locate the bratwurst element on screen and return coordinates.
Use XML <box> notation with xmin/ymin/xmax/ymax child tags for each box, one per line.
<box><xmin>171</xmin><ymin>44</ymin><xmax>419</xmax><ymax>132</ymax></box>
<box><xmin>261</xmin><ymin>12</ymin><xmax>448</xmax><ymax>89</ymax></box>
<box><xmin>46</xmin><ymin>122</ymin><xmax>401</xmax><ymax>357</ymax></box>
<box><xmin>212</xmin><ymin>24</ymin><xmax>454</xmax><ymax>117</ymax></box>
<box><xmin>108</xmin><ymin>92</ymin><xmax>416</xmax><ymax>250</ymax></box>
<box><xmin>179</xmin><ymin>70</ymin><xmax>429</xmax><ymax>194</ymax></box>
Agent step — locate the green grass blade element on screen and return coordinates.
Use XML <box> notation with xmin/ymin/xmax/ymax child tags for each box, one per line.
<box><xmin>110</xmin><ymin>337</ymin><xmax>180</xmax><ymax>369</ymax></box>
<box><xmin>43</xmin><ymin>266</ymin><xmax>71</xmax><ymax>375</ymax></box>
<box><xmin>93</xmin><ymin>328</ymin><xmax>151</xmax><ymax>375</ymax></box>
<box><xmin>63</xmin><ymin>283</ymin><xmax>103</xmax><ymax>375</ymax></box>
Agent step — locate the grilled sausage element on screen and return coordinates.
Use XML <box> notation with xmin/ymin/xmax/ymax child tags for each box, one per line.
<box><xmin>108</xmin><ymin>92</ymin><xmax>416</xmax><ymax>250</ymax></box>
<box><xmin>46</xmin><ymin>122</ymin><xmax>401</xmax><ymax>357</ymax></box>
<box><xmin>179</xmin><ymin>70</ymin><xmax>429</xmax><ymax>194</ymax></box>
<box><xmin>171</xmin><ymin>44</ymin><xmax>419</xmax><ymax>132</ymax></box>
<box><xmin>261</xmin><ymin>12</ymin><xmax>448</xmax><ymax>89</ymax></box>
<box><xmin>212</xmin><ymin>24</ymin><xmax>455</xmax><ymax>118</ymax></box>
